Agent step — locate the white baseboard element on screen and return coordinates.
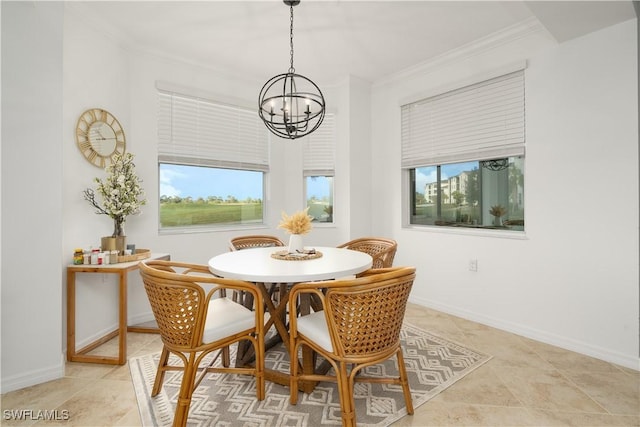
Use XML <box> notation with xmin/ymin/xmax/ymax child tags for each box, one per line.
<box><xmin>128</xmin><ymin>312</ymin><xmax>155</xmax><ymax>328</ymax></box>
<box><xmin>409</xmin><ymin>296</ymin><xmax>640</xmax><ymax>371</ymax></box>
<box><xmin>1</xmin><ymin>354</ymin><xmax>65</xmax><ymax>394</ymax></box>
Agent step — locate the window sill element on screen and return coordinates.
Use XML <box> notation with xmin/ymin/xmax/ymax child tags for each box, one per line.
<box><xmin>158</xmin><ymin>223</ymin><xmax>271</xmax><ymax>235</ymax></box>
<box><xmin>404</xmin><ymin>223</ymin><xmax>527</xmax><ymax>240</ymax></box>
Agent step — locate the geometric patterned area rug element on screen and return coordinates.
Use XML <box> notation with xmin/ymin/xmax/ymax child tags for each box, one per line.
<box><xmin>130</xmin><ymin>323</ymin><xmax>491</xmax><ymax>427</ymax></box>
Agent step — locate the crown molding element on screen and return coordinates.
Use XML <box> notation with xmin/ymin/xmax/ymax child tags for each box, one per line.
<box><xmin>374</xmin><ymin>16</ymin><xmax>551</xmax><ymax>88</ymax></box>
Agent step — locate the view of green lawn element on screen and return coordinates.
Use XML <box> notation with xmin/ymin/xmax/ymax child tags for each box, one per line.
<box><xmin>160</xmin><ymin>202</ymin><xmax>263</xmax><ymax>227</ymax></box>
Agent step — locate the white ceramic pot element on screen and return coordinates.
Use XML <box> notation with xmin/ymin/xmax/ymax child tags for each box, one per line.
<box><xmin>288</xmin><ymin>234</ymin><xmax>304</xmax><ymax>253</ymax></box>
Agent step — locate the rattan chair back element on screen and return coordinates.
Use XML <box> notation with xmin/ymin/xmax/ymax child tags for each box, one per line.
<box><xmin>139</xmin><ymin>259</ymin><xmax>265</xmax><ymax>427</ymax></box>
<box><xmin>143</xmin><ymin>270</ymin><xmax>206</xmax><ymax>349</ymax></box>
<box><xmin>229</xmin><ymin>235</ymin><xmax>285</xmax><ymax>251</ymax></box>
<box><xmin>288</xmin><ymin>266</ymin><xmax>416</xmax><ymax>427</ymax></box>
<box><xmin>325</xmin><ymin>274</ymin><xmax>412</xmax><ymax>357</ymax></box>
<box><xmin>337</xmin><ymin>237</ymin><xmax>397</xmax><ymax>268</ymax></box>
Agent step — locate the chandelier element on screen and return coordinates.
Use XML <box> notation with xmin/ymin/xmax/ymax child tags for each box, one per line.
<box><xmin>482</xmin><ymin>158</ymin><xmax>510</xmax><ymax>171</ymax></box>
<box><xmin>258</xmin><ymin>0</ymin><xmax>325</xmax><ymax>140</ymax></box>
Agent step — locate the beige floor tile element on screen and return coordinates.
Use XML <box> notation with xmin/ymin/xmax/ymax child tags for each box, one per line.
<box><xmin>1</xmin><ymin>377</ymin><xmax>91</xmax><ymax>419</ymax></box>
<box><xmin>526</xmin><ymin>408</ymin><xmax>640</xmax><ymax>426</ymax></box>
<box><xmin>35</xmin><ymin>379</ymin><xmax>136</xmax><ymax>426</ymax></box>
<box><xmin>525</xmin><ymin>338</ymin><xmax>630</xmax><ymax>376</ymax></box>
<box><xmin>496</xmin><ymin>366</ymin><xmax>608</xmax><ymax>413</ymax></box>
<box><xmin>64</xmin><ymin>361</ymin><xmax>118</xmax><ymax>380</ymax></box>
<box><xmin>561</xmin><ymin>370</ymin><xmax>640</xmax><ymax>415</ymax></box>
<box><xmin>113</xmin><ymin>407</ymin><xmax>143</xmax><ymax>427</ymax></box>
<box><xmin>431</xmin><ymin>362</ymin><xmax>522</xmax><ymax>407</ymax></box>
<box><xmin>2</xmin><ymin>306</ymin><xmax>638</xmax><ymax>427</ymax></box>
<box><xmin>392</xmin><ymin>400</ymin><xmax>538</xmax><ymax>426</ymax></box>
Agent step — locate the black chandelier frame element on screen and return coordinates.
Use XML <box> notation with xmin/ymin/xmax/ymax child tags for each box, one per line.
<box><xmin>258</xmin><ymin>0</ymin><xmax>326</xmax><ymax>140</ymax></box>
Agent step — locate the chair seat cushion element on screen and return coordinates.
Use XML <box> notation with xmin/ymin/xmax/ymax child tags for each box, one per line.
<box><xmin>296</xmin><ymin>311</ymin><xmax>333</xmax><ymax>353</ymax></box>
<box><xmin>202</xmin><ymin>298</ymin><xmax>255</xmax><ymax>343</ymax></box>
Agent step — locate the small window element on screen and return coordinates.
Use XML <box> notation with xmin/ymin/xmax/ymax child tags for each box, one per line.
<box><xmin>305</xmin><ymin>175</ymin><xmax>333</xmax><ymax>223</ymax></box>
<box><xmin>303</xmin><ymin>114</ymin><xmax>335</xmax><ymax>224</ymax></box>
<box><xmin>409</xmin><ymin>157</ymin><xmax>524</xmax><ymax>230</ymax></box>
<box><xmin>159</xmin><ymin>163</ymin><xmax>264</xmax><ymax>229</ymax></box>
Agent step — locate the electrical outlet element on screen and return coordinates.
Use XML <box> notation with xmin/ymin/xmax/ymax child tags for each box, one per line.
<box><xmin>469</xmin><ymin>259</ymin><xmax>478</xmax><ymax>272</ymax></box>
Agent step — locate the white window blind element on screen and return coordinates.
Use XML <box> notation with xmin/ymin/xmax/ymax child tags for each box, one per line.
<box><xmin>303</xmin><ymin>113</ymin><xmax>335</xmax><ymax>176</ymax></box>
<box><xmin>158</xmin><ymin>90</ymin><xmax>269</xmax><ymax>172</ymax></box>
<box><xmin>401</xmin><ymin>70</ymin><xmax>525</xmax><ymax>168</ymax></box>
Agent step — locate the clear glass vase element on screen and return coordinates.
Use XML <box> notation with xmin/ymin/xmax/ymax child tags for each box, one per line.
<box><xmin>113</xmin><ymin>219</ymin><xmax>125</xmax><ymax>237</ymax></box>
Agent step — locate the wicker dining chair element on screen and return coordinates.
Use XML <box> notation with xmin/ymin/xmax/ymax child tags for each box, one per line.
<box><xmin>229</xmin><ymin>234</ymin><xmax>285</xmax><ymax>251</ymax></box>
<box><xmin>288</xmin><ymin>266</ymin><xmax>416</xmax><ymax>427</ymax></box>
<box><xmin>139</xmin><ymin>260</ymin><xmax>265</xmax><ymax>427</ymax></box>
<box><xmin>337</xmin><ymin>237</ymin><xmax>398</xmax><ymax>268</ymax></box>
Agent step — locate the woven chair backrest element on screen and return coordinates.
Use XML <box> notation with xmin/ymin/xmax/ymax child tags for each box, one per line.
<box><xmin>325</xmin><ymin>268</ymin><xmax>414</xmax><ymax>356</ymax></box>
<box><xmin>338</xmin><ymin>237</ymin><xmax>397</xmax><ymax>268</ymax></box>
<box><xmin>230</xmin><ymin>235</ymin><xmax>285</xmax><ymax>251</ymax></box>
<box><xmin>140</xmin><ymin>264</ymin><xmax>206</xmax><ymax>349</ymax></box>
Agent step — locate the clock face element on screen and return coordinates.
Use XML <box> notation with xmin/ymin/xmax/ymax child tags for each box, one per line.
<box><xmin>76</xmin><ymin>108</ymin><xmax>126</xmax><ymax>168</ymax></box>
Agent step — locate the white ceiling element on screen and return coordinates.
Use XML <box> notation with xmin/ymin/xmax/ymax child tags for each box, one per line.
<box><xmin>66</xmin><ymin>1</ymin><xmax>637</xmax><ymax>86</ymax></box>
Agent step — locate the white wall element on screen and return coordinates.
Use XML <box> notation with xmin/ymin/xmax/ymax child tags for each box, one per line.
<box><xmin>1</xmin><ymin>2</ymin><xmax>65</xmax><ymax>392</ymax></box>
<box><xmin>372</xmin><ymin>19</ymin><xmax>639</xmax><ymax>368</ymax></box>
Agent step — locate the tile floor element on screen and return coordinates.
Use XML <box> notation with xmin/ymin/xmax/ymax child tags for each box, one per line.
<box><xmin>1</xmin><ymin>303</ymin><xmax>638</xmax><ymax>426</ymax></box>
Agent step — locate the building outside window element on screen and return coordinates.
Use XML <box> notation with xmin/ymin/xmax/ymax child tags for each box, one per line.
<box><xmin>409</xmin><ymin>157</ymin><xmax>524</xmax><ymax>229</ymax></box>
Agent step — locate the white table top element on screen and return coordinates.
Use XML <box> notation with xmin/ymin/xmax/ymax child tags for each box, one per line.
<box><xmin>208</xmin><ymin>246</ymin><xmax>373</xmax><ymax>283</ymax></box>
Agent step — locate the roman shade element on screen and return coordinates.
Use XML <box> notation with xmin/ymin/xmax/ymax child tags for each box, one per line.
<box><xmin>158</xmin><ymin>89</ymin><xmax>269</xmax><ymax>172</ymax></box>
<box><xmin>401</xmin><ymin>70</ymin><xmax>525</xmax><ymax>168</ymax></box>
<box><xmin>303</xmin><ymin>113</ymin><xmax>335</xmax><ymax>177</ymax></box>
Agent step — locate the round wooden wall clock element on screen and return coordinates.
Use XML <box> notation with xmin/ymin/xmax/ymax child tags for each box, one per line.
<box><xmin>75</xmin><ymin>108</ymin><xmax>126</xmax><ymax>168</ymax></box>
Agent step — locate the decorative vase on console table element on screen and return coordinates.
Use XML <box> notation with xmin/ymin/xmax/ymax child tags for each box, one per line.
<box><xmin>101</xmin><ymin>218</ymin><xmax>126</xmax><ymax>255</ymax></box>
<box><xmin>84</xmin><ymin>152</ymin><xmax>146</xmax><ymax>257</ymax></box>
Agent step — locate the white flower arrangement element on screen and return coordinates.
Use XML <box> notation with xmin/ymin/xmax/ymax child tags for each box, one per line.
<box><xmin>84</xmin><ymin>152</ymin><xmax>146</xmax><ymax>235</ymax></box>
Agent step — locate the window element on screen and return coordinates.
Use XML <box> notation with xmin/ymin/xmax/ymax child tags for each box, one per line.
<box><xmin>159</xmin><ymin>164</ymin><xmax>263</xmax><ymax>228</ymax></box>
<box><xmin>305</xmin><ymin>175</ymin><xmax>333</xmax><ymax>223</ymax></box>
<box><xmin>409</xmin><ymin>157</ymin><xmax>524</xmax><ymax>229</ymax></box>
<box><xmin>157</xmin><ymin>85</ymin><xmax>269</xmax><ymax>230</ymax></box>
<box><xmin>304</xmin><ymin>114</ymin><xmax>335</xmax><ymax>223</ymax></box>
<box><xmin>402</xmin><ymin>70</ymin><xmax>525</xmax><ymax>231</ymax></box>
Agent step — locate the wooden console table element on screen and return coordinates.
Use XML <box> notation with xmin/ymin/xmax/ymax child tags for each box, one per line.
<box><xmin>66</xmin><ymin>253</ymin><xmax>170</xmax><ymax>365</ymax></box>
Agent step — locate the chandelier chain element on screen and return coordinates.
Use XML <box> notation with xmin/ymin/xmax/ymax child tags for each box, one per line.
<box><xmin>289</xmin><ymin>5</ymin><xmax>295</xmax><ymax>73</ymax></box>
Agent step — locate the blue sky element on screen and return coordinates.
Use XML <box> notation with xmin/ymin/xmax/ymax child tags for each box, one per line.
<box><xmin>160</xmin><ymin>164</ymin><xmax>330</xmax><ymax>200</ymax></box>
<box><xmin>160</xmin><ymin>164</ymin><xmax>263</xmax><ymax>200</ymax></box>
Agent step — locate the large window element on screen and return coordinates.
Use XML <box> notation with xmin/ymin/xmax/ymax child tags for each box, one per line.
<box><xmin>410</xmin><ymin>157</ymin><xmax>524</xmax><ymax>229</ymax></box>
<box><xmin>304</xmin><ymin>114</ymin><xmax>335</xmax><ymax>224</ymax></box>
<box><xmin>402</xmin><ymin>69</ymin><xmax>525</xmax><ymax>231</ymax></box>
<box><xmin>159</xmin><ymin>164</ymin><xmax>263</xmax><ymax>228</ymax></box>
<box><xmin>157</xmin><ymin>85</ymin><xmax>269</xmax><ymax>230</ymax></box>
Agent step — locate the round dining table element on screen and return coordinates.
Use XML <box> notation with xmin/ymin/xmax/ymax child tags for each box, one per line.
<box><xmin>208</xmin><ymin>246</ymin><xmax>373</xmax><ymax>391</ymax></box>
<box><xmin>208</xmin><ymin>246</ymin><xmax>373</xmax><ymax>283</ymax></box>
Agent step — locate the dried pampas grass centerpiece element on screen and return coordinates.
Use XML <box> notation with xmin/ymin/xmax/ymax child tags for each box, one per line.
<box><xmin>278</xmin><ymin>207</ymin><xmax>313</xmax><ymax>252</ymax></box>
